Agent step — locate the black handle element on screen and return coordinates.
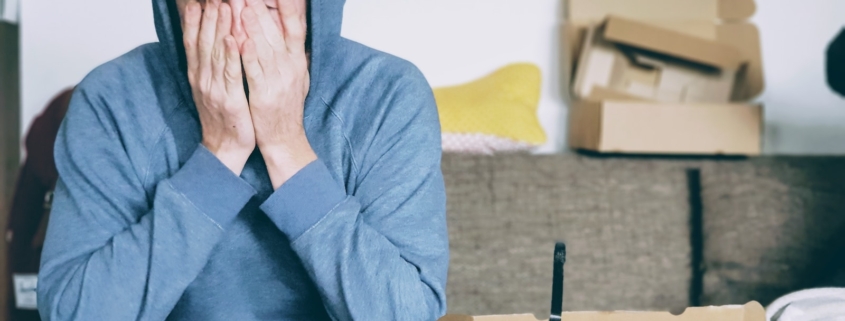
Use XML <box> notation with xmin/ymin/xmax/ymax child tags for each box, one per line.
<box><xmin>550</xmin><ymin>242</ymin><xmax>566</xmax><ymax>321</ymax></box>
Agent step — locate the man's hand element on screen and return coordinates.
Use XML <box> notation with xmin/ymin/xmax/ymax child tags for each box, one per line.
<box><xmin>240</xmin><ymin>0</ymin><xmax>317</xmax><ymax>189</ymax></box>
<box><xmin>184</xmin><ymin>0</ymin><xmax>255</xmax><ymax>176</ymax></box>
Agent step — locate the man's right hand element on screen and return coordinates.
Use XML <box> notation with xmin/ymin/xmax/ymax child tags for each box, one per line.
<box><xmin>183</xmin><ymin>0</ymin><xmax>255</xmax><ymax>176</ymax></box>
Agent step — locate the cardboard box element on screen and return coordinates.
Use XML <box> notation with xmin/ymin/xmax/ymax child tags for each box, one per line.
<box><xmin>569</xmin><ymin>100</ymin><xmax>762</xmax><ymax>155</ymax></box>
<box><xmin>562</xmin><ymin>0</ymin><xmax>765</xmax><ymax>155</ymax></box>
<box><xmin>439</xmin><ymin>302</ymin><xmax>766</xmax><ymax>321</ymax></box>
<box><xmin>572</xmin><ymin>16</ymin><xmax>747</xmax><ymax>104</ymax></box>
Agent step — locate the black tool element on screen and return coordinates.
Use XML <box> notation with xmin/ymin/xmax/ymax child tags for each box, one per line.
<box><xmin>550</xmin><ymin>242</ymin><xmax>566</xmax><ymax>321</ymax></box>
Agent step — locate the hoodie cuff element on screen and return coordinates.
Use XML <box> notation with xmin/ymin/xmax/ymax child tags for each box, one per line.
<box><xmin>168</xmin><ymin>144</ymin><xmax>257</xmax><ymax>226</ymax></box>
<box><xmin>260</xmin><ymin>159</ymin><xmax>347</xmax><ymax>240</ymax></box>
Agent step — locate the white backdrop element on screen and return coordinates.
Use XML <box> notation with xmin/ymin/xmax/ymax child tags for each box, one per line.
<box><xmin>20</xmin><ymin>0</ymin><xmax>845</xmax><ymax>155</ymax></box>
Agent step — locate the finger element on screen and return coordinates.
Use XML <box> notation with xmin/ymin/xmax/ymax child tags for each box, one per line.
<box><xmin>244</xmin><ymin>0</ymin><xmax>286</xmax><ymax>51</ymax></box>
<box><xmin>242</xmin><ymin>6</ymin><xmax>279</xmax><ymax>72</ymax></box>
<box><xmin>241</xmin><ymin>38</ymin><xmax>265</xmax><ymax>91</ymax></box>
<box><xmin>223</xmin><ymin>36</ymin><xmax>245</xmax><ymax>94</ymax></box>
<box><xmin>277</xmin><ymin>0</ymin><xmax>306</xmax><ymax>54</ymax></box>
<box><xmin>211</xmin><ymin>10</ymin><xmax>232</xmax><ymax>89</ymax></box>
<box><xmin>230</xmin><ymin>0</ymin><xmax>247</xmax><ymax>46</ymax></box>
<box><xmin>182</xmin><ymin>1</ymin><xmax>202</xmax><ymax>75</ymax></box>
<box><xmin>198</xmin><ymin>1</ymin><xmax>220</xmax><ymax>72</ymax></box>
<box><xmin>216</xmin><ymin>3</ymin><xmax>233</xmax><ymax>43</ymax></box>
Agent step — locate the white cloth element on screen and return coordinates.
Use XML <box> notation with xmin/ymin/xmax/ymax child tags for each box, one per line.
<box><xmin>442</xmin><ymin>133</ymin><xmax>536</xmax><ymax>155</ymax></box>
<box><xmin>767</xmin><ymin>288</ymin><xmax>845</xmax><ymax>321</ymax></box>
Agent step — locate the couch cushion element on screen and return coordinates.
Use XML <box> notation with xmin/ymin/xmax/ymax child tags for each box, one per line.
<box><xmin>700</xmin><ymin>158</ymin><xmax>845</xmax><ymax>306</ymax></box>
<box><xmin>443</xmin><ymin>154</ymin><xmax>693</xmax><ymax>316</ymax></box>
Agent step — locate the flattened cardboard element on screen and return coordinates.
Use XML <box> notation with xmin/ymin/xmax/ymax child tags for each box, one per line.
<box><xmin>440</xmin><ymin>302</ymin><xmax>766</xmax><ymax>321</ymax></box>
<box><xmin>602</xmin><ymin>16</ymin><xmax>744</xmax><ymax>70</ymax></box>
<box><xmin>562</xmin><ymin>0</ymin><xmax>764</xmax><ymax>101</ymax></box>
<box><xmin>572</xmin><ymin>17</ymin><xmax>744</xmax><ymax>104</ymax></box>
<box><xmin>568</xmin><ymin>100</ymin><xmax>763</xmax><ymax>155</ymax></box>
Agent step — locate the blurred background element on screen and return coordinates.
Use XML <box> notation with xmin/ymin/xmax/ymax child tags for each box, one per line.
<box><xmin>1</xmin><ymin>0</ymin><xmax>845</xmax><ymax>320</ymax></box>
<box><xmin>9</xmin><ymin>0</ymin><xmax>845</xmax><ymax>154</ymax></box>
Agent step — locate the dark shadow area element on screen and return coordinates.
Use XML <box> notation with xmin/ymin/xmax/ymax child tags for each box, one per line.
<box><xmin>0</xmin><ymin>21</ymin><xmax>21</xmax><ymax>321</ymax></box>
<box><xmin>574</xmin><ymin>149</ymin><xmax>748</xmax><ymax>162</ymax></box>
<box><xmin>700</xmin><ymin>157</ymin><xmax>845</xmax><ymax>306</ymax></box>
<box><xmin>686</xmin><ymin>169</ymin><xmax>703</xmax><ymax>307</ymax></box>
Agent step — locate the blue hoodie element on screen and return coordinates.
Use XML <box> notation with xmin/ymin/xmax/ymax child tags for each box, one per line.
<box><xmin>36</xmin><ymin>0</ymin><xmax>449</xmax><ymax>320</ymax></box>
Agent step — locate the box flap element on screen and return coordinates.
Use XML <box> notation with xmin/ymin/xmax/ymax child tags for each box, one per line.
<box><xmin>602</xmin><ymin>16</ymin><xmax>745</xmax><ymax>70</ymax></box>
<box><xmin>586</xmin><ymin>86</ymin><xmax>649</xmax><ymax>102</ymax></box>
<box><xmin>475</xmin><ymin>315</ymin><xmax>541</xmax><ymax>321</ymax></box>
<box><xmin>439</xmin><ymin>315</ymin><xmax>541</xmax><ymax>321</ymax></box>
<box><xmin>439</xmin><ymin>315</ymin><xmax>476</xmax><ymax>321</ymax></box>
<box><xmin>562</xmin><ymin>302</ymin><xmax>765</xmax><ymax>321</ymax></box>
<box><xmin>716</xmin><ymin>23</ymin><xmax>764</xmax><ymax>100</ymax></box>
<box><xmin>719</xmin><ymin>0</ymin><xmax>757</xmax><ymax>21</ymax></box>
<box><xmin>440</xmin><ymin>302</ymin><xmax>766</xmax><ymax>321</ymax></box>
<box><xmin>561</xmin><ymin>0</ymin><xmax>766</xmax><ymax>102</ymax></box>
<box><xmin>566</xmin><ymin>0</ymin><xmax>756</xmax><ymax>22</ymax></box>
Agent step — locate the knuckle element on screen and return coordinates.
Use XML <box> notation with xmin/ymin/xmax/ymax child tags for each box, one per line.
<box><xmin>224</xmin><ymin>70</ymin><xmax>239</xmax><ymax>84</ymax></box>
<box><xmin>198</xmin><ymin>81</ymin><xmax>212</xmax><ymax>96</ymax></box>
<box><xmin>212</xmin><ymin>46</ymin><xmax>223</xmax><ymax>61</ymax></box>
<box><xmin>188</xmin><ymin>78</ymin><xmax>200</xmax><ymax>90</ymax></box>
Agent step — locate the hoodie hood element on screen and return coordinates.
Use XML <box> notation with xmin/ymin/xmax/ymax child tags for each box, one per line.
<box><xmin>152</xmin><ymin>0</ymin><xmax>346</xmax><ymax>104</ymax></box>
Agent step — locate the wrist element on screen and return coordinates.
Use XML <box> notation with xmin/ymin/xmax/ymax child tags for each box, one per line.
<box><xmin>203</xmin><ymin>142</ymin><xmax>253</xmax><ymax>176</ymax></box>
<box><xmin>261</xmin><ymin>141</ymin><xmax>317</xmax><ymax>189</ymax></box>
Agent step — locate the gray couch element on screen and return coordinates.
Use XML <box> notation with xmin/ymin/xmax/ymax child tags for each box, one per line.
<box><xmin>441</xmin><ymin>154</ymin><xmax>845</xmax><ymax>317</ymax></box>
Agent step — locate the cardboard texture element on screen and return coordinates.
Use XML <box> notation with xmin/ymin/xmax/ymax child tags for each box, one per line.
<box><xmin>568</xmin><ymin>100</ymin><xmax>762</xmax><ymax>155</ymax></box>
<box><xmin>572</xmin><ymin>16</ymin><xmax>745</xmax><ymax>104</ymax></box>
<box><xmin>563</xmin><ymin>0</ymin><xmax>764</xmax><ymax>155</ymax></box>
<box><xmin>440</xmin><ymin>302</ymin><xmax>766</xmax><ymax>321</ymax></box>
<box><xmin>602</xmin><ymin>16</ymin><xmax>744</xmax><ymax>70</ymax></box>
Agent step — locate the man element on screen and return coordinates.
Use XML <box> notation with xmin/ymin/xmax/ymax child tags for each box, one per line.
<box><xmin>36</xmin><ymin>0</ymin><xmax>449</xmax><ymax>320</ymax></box>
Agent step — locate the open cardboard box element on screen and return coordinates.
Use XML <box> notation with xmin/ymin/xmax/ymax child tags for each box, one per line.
<box><xmin>573</xmin><ymin>15</ymin><xmax>747</xmax><ymax>104</ymax></box>
<box><xmin>562</xmin><ymin>0</ymin><xmax>765</xmax><ymax>155</ymax></box>
<box><xmin>439</xmin><ymin>302</ymin><xmax>766</xmax><ymax>321</ymax></box>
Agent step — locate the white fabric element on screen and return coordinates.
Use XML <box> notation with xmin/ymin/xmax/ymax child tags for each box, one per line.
<box><xmin>767</xmin><ymin>288</ymin><xmax>845</xmax><ymax>321</ymax></box>
<box><xmin>442</xmin><ymin>133</ymin><xmax>537</xmax><ymax>155</ymax></box>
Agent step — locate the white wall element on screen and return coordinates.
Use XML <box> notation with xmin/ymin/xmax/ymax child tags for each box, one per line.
<box><xmin>20</xmin><ymin>0</ymin><xmax>157</xmax><ymax>146</ymax></box>
<box><xmin>752</xmin><ymin>0</ymin><xmax>845</xmax><ymax>154</ymax></box>
<box><xmin>21</xmin><ymin>0</ymin><xmax>845</xmax><ymax>155</ymax></box>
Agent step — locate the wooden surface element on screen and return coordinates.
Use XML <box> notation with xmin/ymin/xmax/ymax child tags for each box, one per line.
<box><xmin>0</xmin><ymin>21</ymin><xmax>21</xmax><ymax>321</ymax></box>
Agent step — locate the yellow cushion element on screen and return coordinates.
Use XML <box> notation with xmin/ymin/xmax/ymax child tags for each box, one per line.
<box><xmin>433</xmin><ymin>63</ymin><xmax>547</xmax><ymax>145</ymax></box>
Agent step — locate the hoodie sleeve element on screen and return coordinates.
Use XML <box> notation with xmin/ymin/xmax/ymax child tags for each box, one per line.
<box><xmin>37</xmin><ymin>85</ymin><xmax>257</xmax><ymax>320</ymax></box>
<box><xmin>259</xmin><ymin>71</ymin><xmax>449</xmax><ymax>321</ymax></box>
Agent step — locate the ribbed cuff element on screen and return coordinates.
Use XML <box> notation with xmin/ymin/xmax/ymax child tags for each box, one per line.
<box><xmin>169</xmin><ymin>144</ymin><xmax>257</xmax><ymax>226</ymax></box>
<box><xmin>260</xmin><ymin>159</ymin><xmax>347</xmax><ymax>240</ymax></box>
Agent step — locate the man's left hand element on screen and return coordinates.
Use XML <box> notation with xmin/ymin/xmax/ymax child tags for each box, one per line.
<box><xmin>240</xmin><ymin>0</ymin><xmax>317</xmax><ymax>189</ymax></box>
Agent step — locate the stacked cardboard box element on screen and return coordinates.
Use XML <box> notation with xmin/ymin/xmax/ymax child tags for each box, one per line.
<box><xmin>564</xmin><ymin>0</ymin><xmax>765</xmax><ymax>156</ymax></box>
